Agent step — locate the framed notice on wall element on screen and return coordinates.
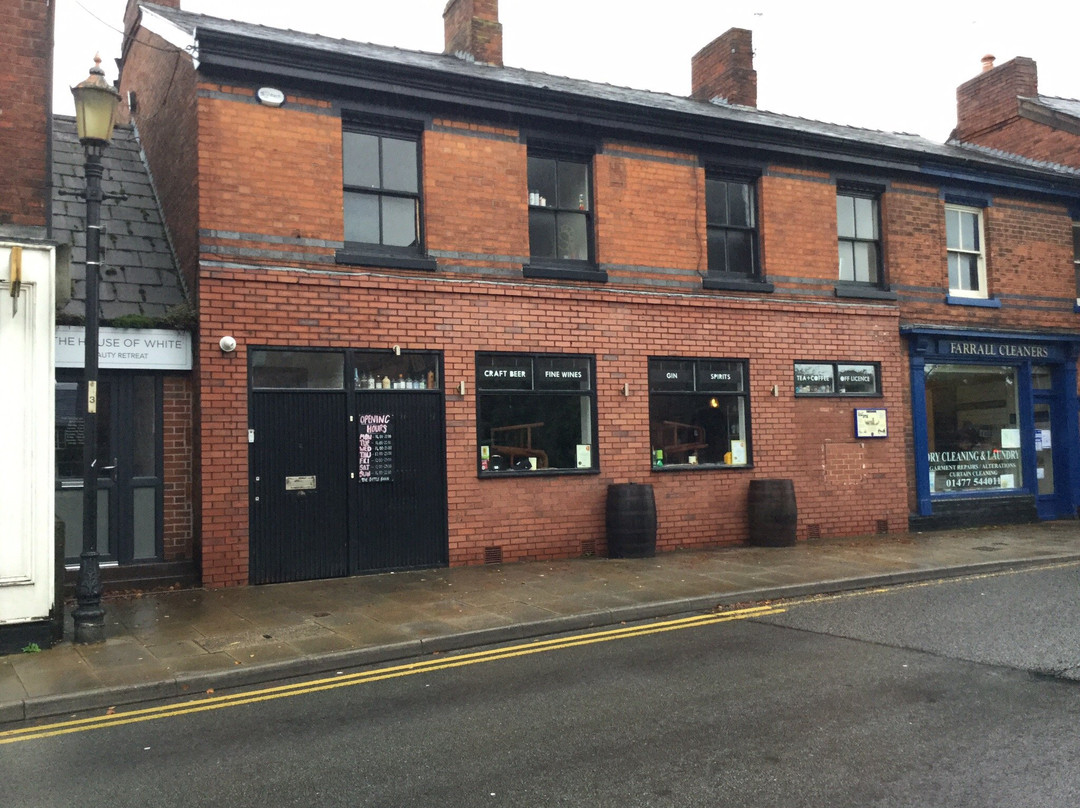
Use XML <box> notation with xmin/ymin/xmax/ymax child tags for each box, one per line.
<box><xmin>854</xmin><ymin>408</ymin><xmax>888</xmax><ymax>438</ymax></box>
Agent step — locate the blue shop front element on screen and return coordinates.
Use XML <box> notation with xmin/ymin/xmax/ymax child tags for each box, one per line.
<box><xmin>905</xmin><ymin>327</ymin><xmax>1080</xmax><ymax>529</ymax></box>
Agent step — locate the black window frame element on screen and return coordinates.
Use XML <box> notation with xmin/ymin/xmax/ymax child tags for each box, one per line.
<box><xmin>836</xmin><ymin>190</ymin><xmax>883</xmax><ymax>286</ymax></box>
<box><xmin>647</xmin><ymin>357</ymin><xmax>752</xmax><ymax>470</ymax></box>
<box><xmin>524</xmin><ymin>147</ymin><xmax>605</xmax><ymax>282</ymax></box>
<box><xmin>337</xmin><ymin>120</ymin><xmax>436</xmax><ymax>272</ymax></box>
<box><xmin>476</xmin><ymin>352</ymin><xmax>599</xmax><ymax>476</ymax></box>
<box><xmin>704</xmin><ymin>174</ymin><xmax>759</xmax><ymax>277</ymax></box>
<box><xmin>794</xmin><ymin>361</ymin><xmax>882</xmax><ymax>397</ymax></box>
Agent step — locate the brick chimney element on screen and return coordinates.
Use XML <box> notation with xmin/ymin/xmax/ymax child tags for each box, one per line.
<box><xmin>443</xmin><ymin>0</ymin><xmax>503</xmax><ymax>66</ymax></box>
<box><xmin>954</xmin><ymin>55</ymin><xmax>1038</xmax><ymax>141</ymax></box>
<box><xmin>691</xmin><ymin>28</ymin><xmax>756</xmax><ymax>107</ymax></box>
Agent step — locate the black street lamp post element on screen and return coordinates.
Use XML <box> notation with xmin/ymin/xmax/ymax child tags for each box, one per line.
<box><xmin>71</xmin><ymin>55</ymin><xmax>121</xmax><ymax>644</ymax></box>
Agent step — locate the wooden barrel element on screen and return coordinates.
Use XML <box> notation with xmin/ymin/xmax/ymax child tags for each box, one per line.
<box><xmin>606</xmin><ymin>483</ymin><xmax>657</xmax><ymax>558</ymax></box>
<box><xmin>747</xmin><ymin>479</ymin><xmax>798</xmax><ymax>547</ymax></box>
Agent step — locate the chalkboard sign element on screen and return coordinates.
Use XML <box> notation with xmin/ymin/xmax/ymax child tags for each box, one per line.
<box><xmin>358</xmin><ymin>413</ymin><xmax>393</xmax><ymax>483</ymax></box>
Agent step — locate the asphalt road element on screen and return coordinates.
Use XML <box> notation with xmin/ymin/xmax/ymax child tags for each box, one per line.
<box><xmin>3</xmin><ymin>563</ymin><xmax>1078</xmax><ymax>807</ymax></box>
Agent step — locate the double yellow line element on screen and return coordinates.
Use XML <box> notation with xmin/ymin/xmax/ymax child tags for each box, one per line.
<box><xmin>1</xmin><ymin>605</ymin><xmax>781</xmax><ymax>745</ymax></box>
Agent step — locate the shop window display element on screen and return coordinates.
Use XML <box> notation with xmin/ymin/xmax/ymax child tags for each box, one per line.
<box><xmin>477</xmin><ymin>354</ymin><xmax>596</xmax><ymax>473</ymax></box>
<box><xmin>924</xmin><ymin>364</ymin><xmax>1021</xmax><ymax>492</ymax></box>
<box><xmin>649</xmin><ymin>358</ymin><xmax>750</xmax><ymax>468</ymax></box>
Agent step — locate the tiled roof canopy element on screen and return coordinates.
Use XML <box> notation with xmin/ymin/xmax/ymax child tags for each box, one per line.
<box><xmin>52</xmin><ymin>115</ymin><xmax>188</xmax><ymax>324</ymax></box>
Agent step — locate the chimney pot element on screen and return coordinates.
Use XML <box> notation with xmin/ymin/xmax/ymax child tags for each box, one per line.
<box><xmin>981</xmin><ymin>54</ymin><xmax>995</xmax><ymax>72</ymax></box>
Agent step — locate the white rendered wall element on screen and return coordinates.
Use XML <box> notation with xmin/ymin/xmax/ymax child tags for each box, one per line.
<box><xmin>0</xmin><ymin>243</ymin><xmax>56</xmax><ymax>624</ymax></box>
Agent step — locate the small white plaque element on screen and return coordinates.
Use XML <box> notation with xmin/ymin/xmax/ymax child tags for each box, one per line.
<box><xmin>285</xmin><ymin>475</ymin><xmax>316</xmax><ymax>491</ymax></box>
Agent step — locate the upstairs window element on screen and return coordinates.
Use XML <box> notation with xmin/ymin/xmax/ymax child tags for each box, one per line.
<box><xmin>343</xmin><ymin>128</ymin><xmax>421</xmax><ymax>253</ymax></box>
<box><xmin>946</xmin><ymin>205</ymin><xmax>986</xmax><ymax>297</ymax></box>
<box><xmin>706</xmin><ymin>177</ymin><xmax>757</xmax><ymax>276</ymax></box>
<box><xmin>527</xmin><ymin>154</ymin><xmax>593</xmax><ymax>265</ymax></box>
<box><xmin>837</xmin><ymin>192</ymin><xmax>881</xmax><ymax>285</ymax></box>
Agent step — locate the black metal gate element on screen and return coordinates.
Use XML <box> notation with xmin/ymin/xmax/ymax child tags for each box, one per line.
<box><xmin>353</xmin><ymin>391</ymin><xmax>448</xmax><ymax>572</ymax></box>
<box><xmin>250</xmin><ymin>391</ymin><xmax>349</xmax><ymax>584</ymax></box>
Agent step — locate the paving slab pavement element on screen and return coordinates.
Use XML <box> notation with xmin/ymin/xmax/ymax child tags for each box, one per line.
<box><xmin>3</xmin><ymin>521</ymin><xmax>1080</xmax><ymax>724</ymax></box>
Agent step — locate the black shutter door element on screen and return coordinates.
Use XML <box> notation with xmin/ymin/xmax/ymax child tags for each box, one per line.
<box><xmin>250</xmin><ymin>391</ymin><xmax>348</xmax><ymax>583</ymax></box>
<box><xmin>354</xmin><ymin>391</ymin><xmax>448</xmax><ymax>572</ymax></box>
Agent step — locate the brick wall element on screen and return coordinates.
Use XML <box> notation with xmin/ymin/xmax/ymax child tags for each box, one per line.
<box><xmin>0</xmin><ymin>0</ymin><xmax>54</xmax><ymax>232</ymax></box>
<box><xmin>760</xmin><ymin>168</ymin><xmax>838</xmax><ymax>283</ymax></box>
<box><xmin>890</xmin><ymin>182</ymin><xmax>1076</xmax><ymax>332</ymax></box>
<box><xmin>118</xmin><ymin>28</ymin><xmax>200</xmax><ymax>297</ymax></box>
<box><xmin>184</xmin><ymin>98</ymin><xmax>922</xmax><ymax>586</ymax></box>
<box><xmin>963</xmin><ymin>118</ymin><xmax>1080</xmax><ymax>170</ymax></box>
<box><xmin>162</xmin><ymin>374</ymin><xmax>193</xmax><ymax>560</ymax></box>
<box><xmin>594</xmin><ymin>145</ymin><xmax>704</xmax><ymax>272</ymax></box>
<box><xmin>425</xmin><ymin>121</ymin><xmax>526</xmax><ymax>259</ymax></box>
<box><xmin>197</xmin><ymin>267</ymin><xmax>909</xmax><ymax>585</ymax></box>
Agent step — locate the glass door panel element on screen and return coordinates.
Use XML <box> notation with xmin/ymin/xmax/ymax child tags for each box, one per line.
<box><xmin>1034</xmin><ymin>401</ymin><xmax>1055</xmax><ymax>496</ymax></box>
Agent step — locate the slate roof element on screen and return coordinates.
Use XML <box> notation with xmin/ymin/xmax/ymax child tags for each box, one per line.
<box><xmin>1032</xmin><ymin>95</ymin><xmax>1080</xmax><ymax>120</ymax></box>
<box><xmin>141</xmin><ymin>3</ymin><xmax>1080</xmax><ymax>185</ymax></box>
<box><xmin>52</xmin><ymin>115</ymin><xmax>188</xmax><ymax>324</ymax></box>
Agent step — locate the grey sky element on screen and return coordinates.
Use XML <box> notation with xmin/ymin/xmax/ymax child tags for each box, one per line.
<box><xmin>54</xmin><ymin>0</ymin><xmax>1080</xmax><ymax>142</ymax></box>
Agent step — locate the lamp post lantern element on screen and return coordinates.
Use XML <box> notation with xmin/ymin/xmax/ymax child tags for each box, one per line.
<box><xmin>71</xmin><ymin>55</ymin><xmax>120</xmax><ymax>644</ymax></box>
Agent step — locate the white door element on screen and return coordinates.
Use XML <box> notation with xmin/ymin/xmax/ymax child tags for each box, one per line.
<box><xmin>0</xmin><ymin>243</ymin><xmax>56</xmax><ymax>625</ymax></box>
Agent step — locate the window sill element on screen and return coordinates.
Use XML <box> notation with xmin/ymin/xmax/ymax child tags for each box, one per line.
<box><xmin>523</xmin><ymin>263</ymin><xmax>608</xmax><ymax>283</ymax></box>
<box><xmin>652</xmin><ymin>463</ymin><xmax>752</xmax><ymax>472</ymax></box>
<box><xmin>834</xmin><ymin>282</ymin><xmax>897</xmax><ymax>301</ymax></box>
<box><xmin>702</xmin><ymin>276</ymin><xmax>774</xmax><ymax>293</ymax></box>
<box><xmin>479</xmin><ymin>467</ymin><xmax>599</xmax><ymax>478</ymax></box>
<box><xmin>946</xmin><ymin>294</ymin><xmax>1001</xmax><ymax>308</ymax></box>
<box><xmin>795</xmin><ymin>393</ymin><xmax>883</xmax><ymax>398</ymax></box>
<box><xmin>336</xmin><ymin>250</ymin><xmax>438</xmax><ymax>271</ymax></box>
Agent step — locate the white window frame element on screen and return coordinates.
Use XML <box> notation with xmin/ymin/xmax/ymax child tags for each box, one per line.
<box><xmin>946</xmin><ymin>204</ymin><xmax>987</xmax><ymax>299</ymax></box>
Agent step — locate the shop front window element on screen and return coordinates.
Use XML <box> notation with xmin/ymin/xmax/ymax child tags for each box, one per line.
<box><xmin>648</xmin><ymin>358</ymin><xmax>750</xmax><ymax>468</ymax></box>
<box><xmin>924</xmin><ymin>364</ymin><xmax>1021</xmax><ymax>493</ymax></box>
<box><xmin>477</xmin><ymin>353</ymin><xmax>597</xmax><ymax>473</ymax></box>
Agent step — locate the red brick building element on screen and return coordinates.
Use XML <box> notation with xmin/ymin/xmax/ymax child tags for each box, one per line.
<box><xmin>115</xmin><ymin>1</ymin><xmax>1080</xmax><ymax>588</ymax></box>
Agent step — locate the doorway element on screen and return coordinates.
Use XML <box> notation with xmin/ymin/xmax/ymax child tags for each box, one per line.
<box><xmin>55</xmin><ymin>373</ymin><xmax>164</xmax><ymax>564</ymax></box>
<box><xmin>1033</xmin><ymin>365</ymin><xmax>1070</xmax><ymax>519</ymax></box>
<box><xmin>248</xmin><ymin>349</ymin><xmax>448</xmax><ymax>584</ymax></box>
